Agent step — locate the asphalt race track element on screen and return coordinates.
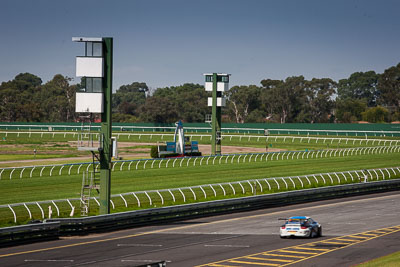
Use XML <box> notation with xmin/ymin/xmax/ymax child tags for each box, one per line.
<box><xmin>0</xmin><ymin>191</ymin><xmax>399</xmax><ymax>267</ymax></box>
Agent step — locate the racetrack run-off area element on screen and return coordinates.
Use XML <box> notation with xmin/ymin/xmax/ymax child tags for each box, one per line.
<box><xmin>0</xmin><ymin>192</ymin><xmax>399</xmax><ymax>266</ymax></box>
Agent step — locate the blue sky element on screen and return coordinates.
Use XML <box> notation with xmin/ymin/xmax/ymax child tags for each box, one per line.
<box><xmin>1</xmin><ymin>0</ymin><xmax>400</xmax><ymax>91</ymax></box>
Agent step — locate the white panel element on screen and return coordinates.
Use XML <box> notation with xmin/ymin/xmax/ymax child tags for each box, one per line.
<box><xmin>205</xmin><ymin>82</ymin><xmax>213</xmax><ymax>91</ymax></box>
<box><xmin>217</xmin><ymin>82</ymin><xmax>229</xmax><ymax>92</ymax></box>
<box><xmin>72</xmin><ymin>37</ymin><xmax>102</xmax><ymax>42</ymax></box>
<box><xmin>76</xmin><ymin>57</ymin><xmax>104</xmax><ymax>77</ymax></box>
<box><xmin>75</xmin><ymin>92</ymin><xmax>104</xmax><ymax>113</ymax></box>
<box><xmin>217</xmin><ymin>97</ymin><xmax>226</xmax><ymax>107</ymax></box>
<box><xmin>208</xmin><ymin>97</ymin><xmax>226</xmax><ymax>107</ymax></box>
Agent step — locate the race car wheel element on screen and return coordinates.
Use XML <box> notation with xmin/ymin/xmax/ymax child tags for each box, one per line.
<box><xmin>310</xmin><ymin>229</ymin><xmax>318</xmax><ymax>238</ymax></box>
<box><xmin>309</xmin><ymin>230</ymin><xmax>313</xmax><ymax>238</ymax></box>
<box><xmin>317</xmin><ymin>227</ymin><xmax>322</xmax><ymax>237</ymax></box>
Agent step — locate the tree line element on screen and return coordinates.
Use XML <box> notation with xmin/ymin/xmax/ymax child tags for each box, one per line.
<box><xmin>1</xmin><ymin>63</ymin><xmax>399</xmax><ymax>123</ymax></box>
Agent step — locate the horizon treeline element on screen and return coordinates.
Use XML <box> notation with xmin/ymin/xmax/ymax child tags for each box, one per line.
<box><xmin>1</xmin><ymin>63</ymin><xmax>399</xmax><ymax>124</ymax></box>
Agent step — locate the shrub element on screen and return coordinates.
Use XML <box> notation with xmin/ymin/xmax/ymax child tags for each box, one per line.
<box><xmin>362</xmin><ymin>106</ymin><xmax>389</xmax><ymax>123</ymax></box>
<box><xmin>185</xmin><ymin>152</ymin><xmax>202</xmax><ymax>157</ymax></box>
<box><xmin>160</xmin><ymin>153</ymin><xmax>180</xmax><ymax>158</ymax></box>
<box><xmin>150</xmin><ymin>146</ymin><xmax>159</xmax><ymax>158</ymax></box>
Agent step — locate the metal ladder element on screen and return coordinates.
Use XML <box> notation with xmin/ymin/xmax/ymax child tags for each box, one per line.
<box><xmin>80</xmin><ymin>170</ymin><xmax>100</xmax><ymax>216</ymax></box>
<box><xmin>78</xmin><ymin>115</ymin><xmax>95</xmax><ymax>149</ymax></box>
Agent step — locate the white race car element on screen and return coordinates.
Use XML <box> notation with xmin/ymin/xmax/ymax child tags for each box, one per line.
<box><xmin>279</xmin><ymin>216</ymin><xmax>322</xmax><ymax>238</ymax></box>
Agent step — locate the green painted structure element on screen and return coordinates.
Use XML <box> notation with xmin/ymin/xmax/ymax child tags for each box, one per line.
<box><xmin>211</xmin><ymin>73</ymin><xmax>222</xmax><ymax>155</ymax></box>
<box><xmin>99</xmin><ymin>37</ymin><xmax>113</xmax><ymax>215</ymax></box>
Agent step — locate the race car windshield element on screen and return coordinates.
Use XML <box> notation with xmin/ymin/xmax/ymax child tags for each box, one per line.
<box><xmin>288</xmin><ymin>219</ymin><xmax>307</xmax><ymax>224</ymax></box>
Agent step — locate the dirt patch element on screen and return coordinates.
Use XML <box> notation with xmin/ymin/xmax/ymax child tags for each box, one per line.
<box><xmin>198</xmin><ymin>144</ymin><xmax>283</xmax><ymax>155</ymax></box>
<box><xmin>1</xmin><ymin>141</ymin><xmax>285</xmax><ymax>166</ymax></box>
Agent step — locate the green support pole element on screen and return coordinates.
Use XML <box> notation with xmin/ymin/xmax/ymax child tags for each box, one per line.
<box><xmin>99</xmin><ymin>37</ymin><xmax>113</xmax><ymax>215</ymax></box>
<box><xmin>216</xmin><ymin>94</ymin><xmax>222</xmax><ymax>154</ymax></box>
<box><xmin>211</xmin><ymin>73</ymin><xmax>222</xmax><ymax>155</ymax></box>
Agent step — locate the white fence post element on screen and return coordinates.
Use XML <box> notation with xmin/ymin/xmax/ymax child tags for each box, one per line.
<box><xmin>238</xmin><ymin>182</ymin><xmax>245</xmax><ymax>194</ymax></box>
<box><xmin>312</xmin><ymin>175</ymin><xmax>318</xmax><ymax>184</ymax></box>
<box><xmin>51</xmin><ymin>200</ymin><xmax>60</xmax><ymax>216</ymax></box>
<box><xmin>189</xmin><ymin>187</ymin><xmax>197</xmax><ymax>200</ymax></box>
<box><xmin>178</xmin><ymin>189</ymin><xmax>186</xmax><ymax>202</ymax></box>
<box><xmin>273</xmin><ymin>178</ymin><xmax>280</xmax><ymax>190</ymax></box>
<box><xmin>281</xmin><ymin>178</ymin><xmax>288</xmax><ymax>189</ymax></box>
<box><xmin>228</xmin><ymin>183</ymin><xmax>236</xmax><ymax>195</ymax></box>
<box><xmin>265</xmin><ymin>179</ymin><xmax>271</xmax><ymax>190</ymax></box>
<box><xmin>209</xmin><ymin>184</ymin><xmax>217</xmax><ymax>197</ymax></box>
<box><xmin>36</xmin><ymin>202</ymin><xmax>44</xmax><ymax>219</ymax></box>
<box><xmin>120</xmin><ymin>194</ymin><xmax>128</xmax><ymax>207</ymax></box>
<box><xmin>144</xmin><ymin>191</ymin><xmax>152</xmax><ymax>205</ymax></box>
<box><xmin>199</xmin><ymin>186</ymin><xmax>207</xmax><ymax>199</ymax></box>
<box><xmin>168</xmin><ymin>190</ymin><xmax>176</xmax><ymax>202</ymax></box>
<box><xmin>136</xmin><ymin>161</ymin><xmax>141</xmax><ymax>170</ymax></box>
<box><xmin>23</xmin><ymin>203</ymin><xmax>32</xmax><ymax>219</ymax></box>
<box><xmin>132</xmin><ymin>193</ymin><xmax>140</xmax><ymax>207</ymax></box>
<box><xmin>9</xmin><ymin>169</ymin><xmax>15</xmax><ymax>180</ymax></box>
<box><xmin>157</xmin><ymin>191</ymin><xmax>164</xmax><ymax>205</ymax></box>
<box><xmin>218</xmin><ymin>184</ymin><xmax>226</xmax><ymax>196</ymax></box>
<box><xmin>59</xmin><ymin>166</ymin><xmax>64</xmax><ymax>176</ymax></box>
<box><xmin>67</xmin><ymin>199</ymin><xmax>75</xmax><ymax>216</ymax></box>
<box><xmin>8</xmin><ymin>205</ymin><xmax>16</xmax><ymax>223</ymax></box>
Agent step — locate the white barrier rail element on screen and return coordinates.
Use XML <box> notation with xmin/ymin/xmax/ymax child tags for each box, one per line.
<box><xmin>1</xmin><ymin>125</ymin><xmax>400</xmax><ymax>137</ymax></box>
<box><xmin>1</xmin><ymin>145</ymin><xmax>400</xmax><ymax>180</ymax></box>
<box><xmin>1</xmin><ymin>166</ymin><xmax>399</xmax><ymax>224</ymax></box>
<box><xmin>2</xmin><ymin>130</ymin><xmax>400</xmax><ymax>142</ymax></box>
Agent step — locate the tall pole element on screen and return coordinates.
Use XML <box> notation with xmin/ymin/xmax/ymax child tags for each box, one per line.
<box><xmin>211</xmin><ymin>73</ymin><xmax>222</xmax><ymax>155</ymax></box>
<box><xmin>99</xmin><ymin>37</ymin><xmax>113</xmax><ymax>214</ymax></box>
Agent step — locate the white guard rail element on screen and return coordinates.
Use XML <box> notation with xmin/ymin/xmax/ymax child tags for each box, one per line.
<box><xmin>1</xmin><ymin>145</ymin><xmax>399</xmax><ymax>180</ymax></box>
<box><xmin>1</xmin><ymin>166</ymin><xmax>399</xmax><ymax>224</ymax></box>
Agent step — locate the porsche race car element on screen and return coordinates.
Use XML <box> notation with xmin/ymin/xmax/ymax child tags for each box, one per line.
<box><xmin>279</xmin><ymin>216</ymin><xmax>322</xmax><ymax>238</ymax></box>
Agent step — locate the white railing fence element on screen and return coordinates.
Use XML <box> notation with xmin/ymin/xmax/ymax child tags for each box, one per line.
<box><xmin>1</xmin><ymin>166</ymin><xmax>399</xmax><ymax>224</ymax></box>
<box><xmin>1</xmin><ymin>146</ymin><xmax>399</xmax><ymax>180</ymax></box>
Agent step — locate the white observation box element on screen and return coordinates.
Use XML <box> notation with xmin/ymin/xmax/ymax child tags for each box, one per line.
<box><xmin>204</xmin><ymin>73</ymin><xmax>230</xmax><ymax>92</ymax></box>
<box><xmin>76</xmin><ymin>57</ymin><xmax>103</xmax><ymax>77</ymax></box>
<box><xmin>208</xmin><ymin>97</ymin><xmax>226</xmax><ymax>107</ymax></box>
<box><xmin>73</xmin><ymin>37</ymin><xmax>104</xmax><ymax>113</ymax></box>
<box><xmin>76</xmin><ymin>92</ymin><xmax>104</xmax><ymax>113</ymax></box>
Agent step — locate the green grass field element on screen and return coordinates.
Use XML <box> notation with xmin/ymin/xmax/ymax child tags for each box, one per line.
<box><xmin>356</xmin><ymin>251</ymin><xmax>400</xmax><ymax>267</ymax></box>
<box><xmin>1</xmin><ymin>130</ymin><xmax>397</xmax><ymax>166</ymax></box>
<box><xmin>0</xmin><ymin>153</ymin><xmax>398</xmax><ymax>205</ymax></box>
<box><xmin>0</xmin><ymin>130</ymin><xmax>399</xmax><ymax>227</ymax></box>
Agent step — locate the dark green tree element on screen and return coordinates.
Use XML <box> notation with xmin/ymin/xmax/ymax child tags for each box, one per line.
<box><xmin>225</xmin><ymin>85</ymin><xmax>261</xmax><ymax>123</ymax></box>
<box><xmin>377</xmin><ymin>63</ymin><xmax>400</xmax><ymax>112</ymax></box>
<box><xmin>39</xmin><ymin>74</ymin><xmax>76</xmax><ymax>122</ymax></box>
<box><xmin>139</xmin><ymin>95</ymin><xmax>178</xmax><ymax>123</ymax></box>
<box><xmin>0</xmin><ymin>73</ymin><xmax>42</xmax><ymax>122</ymax></box>
<box><xmin>335</xmin><ymin>98</ymin><xmax>367</xmax><ymax>122</ymax></box>
<box><xmin>113</xmin><ymin>82</ymin><xmax>148</xmax><ymax>118</ymax></box>
<box><xmin>260</xmin><ymin>76</ymin><xmax>307</xmax><ymax>123</ymax></box>
<box><xmin>337</xmin><ymin>71</ymin><xmax>379</xmax><ymax>107</ymax></box>
<box><xmin>142</xmin><ymin>83</ymin><xmax>208</xmax><ymax>123</ymax></box>
<box><xmin>362</xmin><ymin>106</ymin><xmax>389</xmax><ymax>123</ymax></box>
<box><xmin>305</xmin><ymin>78</ymin><xmax>337</xmax><ymax>123</ymax></box>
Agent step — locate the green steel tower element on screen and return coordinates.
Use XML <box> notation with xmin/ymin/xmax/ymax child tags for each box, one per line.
<box><xmin>73</xmin><ymin>37</ymin><xmax>113</xmax><ymax>215</ymax></box>
<box><xmin>204</xmin><ymin>73</ymin><xmax>230</xmax><ymax>155</ymax></box>
<box><xmin>99</xmin><ymin>37</ymin><xmax>113</xmax><ymax>214</ymax></box>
